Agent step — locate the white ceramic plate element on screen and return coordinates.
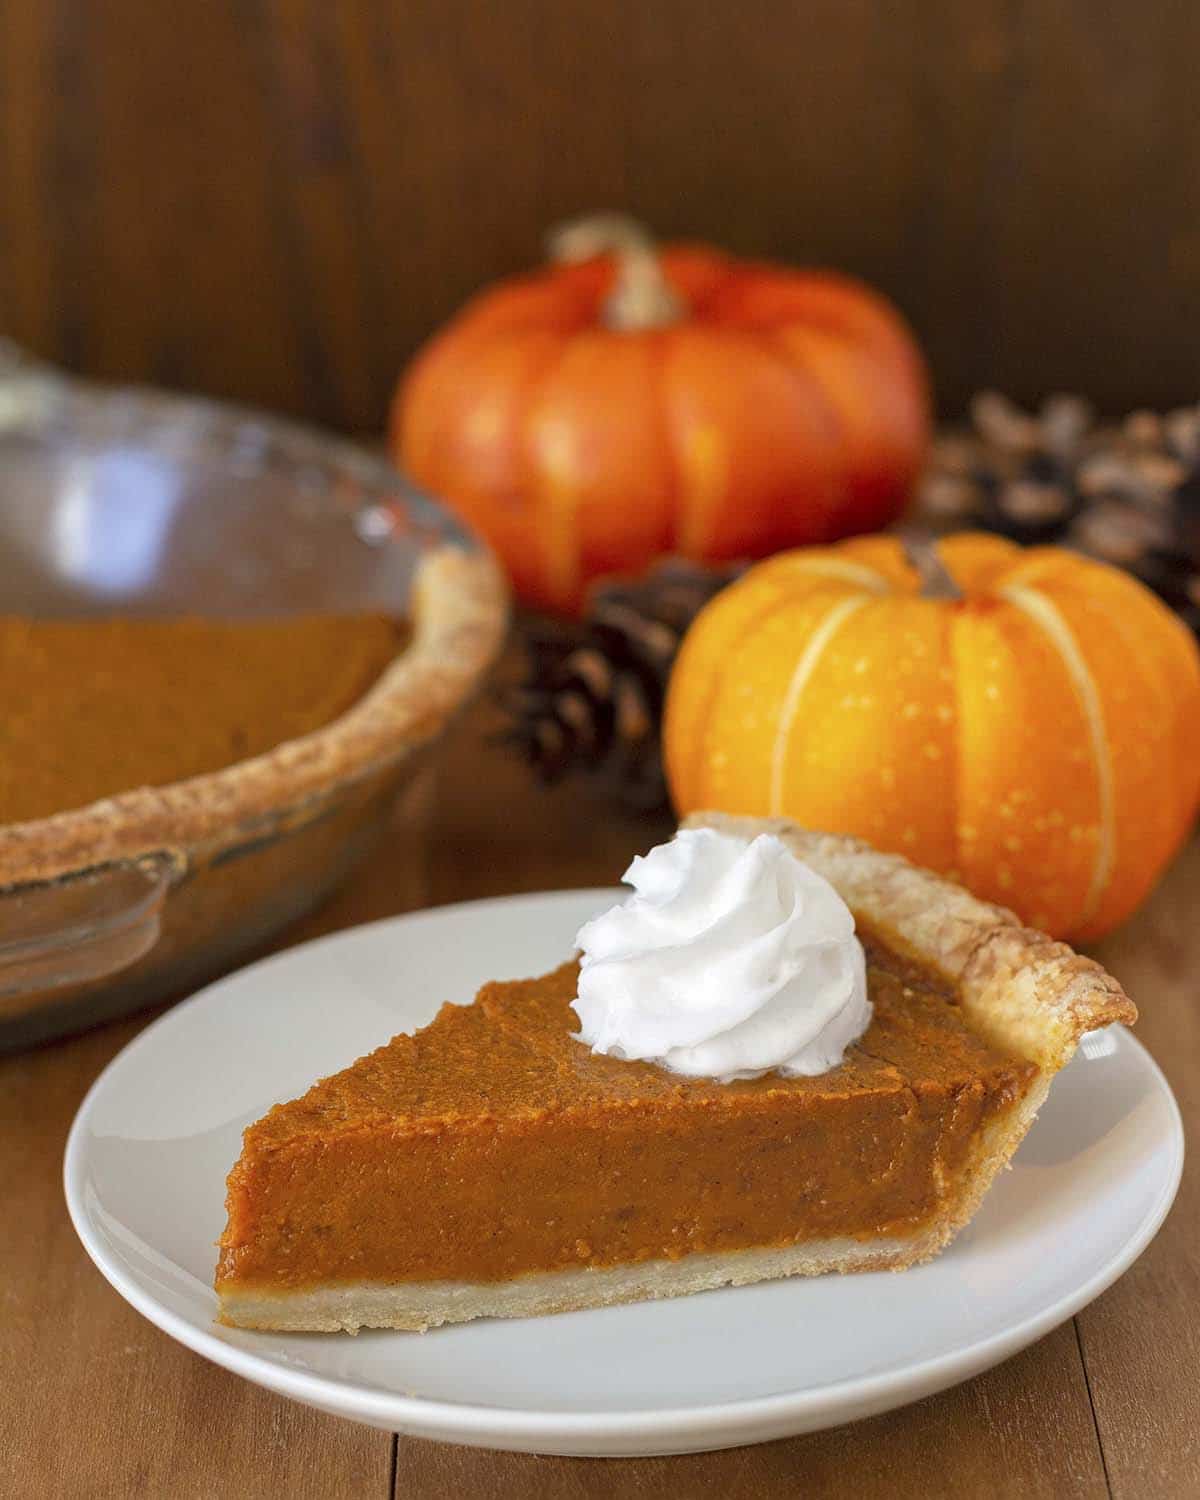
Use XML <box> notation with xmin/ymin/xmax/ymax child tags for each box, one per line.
<box><xmin>65</xmin><ymin>890</ymin><xmax>1183</xmax><ymax>1458</ymax></box>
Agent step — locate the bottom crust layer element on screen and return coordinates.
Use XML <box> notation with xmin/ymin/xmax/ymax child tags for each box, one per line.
<box><xmin>219</xmin><ymin>1229</ymin><xmax>946</xmax><ymax>1334</ymax></box>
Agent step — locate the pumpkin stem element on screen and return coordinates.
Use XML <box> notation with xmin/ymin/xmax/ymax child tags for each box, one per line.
<box><xmin>901</xmin><ymin>532</ymin><xmax>962</xmax><ymax>600</ymax></box>
<box><xmin>547</xmin><ymin>214</ymin><xmax>685</xmax><ymax>332</ymax></box>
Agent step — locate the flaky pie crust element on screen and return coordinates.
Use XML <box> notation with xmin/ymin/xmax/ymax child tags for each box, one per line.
<box><xmin>686</xmin><ymin>812</ymin><xmax>1136</xmax><ymax>1070</ymax></box>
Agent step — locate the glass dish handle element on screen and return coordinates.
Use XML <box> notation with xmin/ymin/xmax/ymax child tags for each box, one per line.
<box><xmin>0</xmin><ymin>852</ymin><xmax>183</xmax><ymax>999</ymax></box>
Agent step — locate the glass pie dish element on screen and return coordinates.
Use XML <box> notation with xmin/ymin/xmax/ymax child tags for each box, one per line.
<box><xmin>0</xmin><ymin>343</ymin><xmax>508</xmax><ymax>1048</ymax></box>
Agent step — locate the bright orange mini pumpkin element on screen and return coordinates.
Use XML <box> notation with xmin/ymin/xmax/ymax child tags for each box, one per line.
<box><xmin>392</xmin><ymin>216</ymin><xmax>930</xmax><ymax>613</ymax></box>
<box><xmin>664</xmin><ymin>532</ymin><xmax>1200</xmax><ymax>940</ymax></box>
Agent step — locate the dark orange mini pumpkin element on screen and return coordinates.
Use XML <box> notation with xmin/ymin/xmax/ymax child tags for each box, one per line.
<box><xmin>392</xmin><ymin>216</ymin><xmax>931</xmax><ymax>613</ymax></box>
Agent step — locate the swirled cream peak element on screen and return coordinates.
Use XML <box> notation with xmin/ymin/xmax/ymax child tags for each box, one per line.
<box><xmin>572</xmin><ymin>829</ymin><xmax>871</xmax><ymax>1082</ymax></box>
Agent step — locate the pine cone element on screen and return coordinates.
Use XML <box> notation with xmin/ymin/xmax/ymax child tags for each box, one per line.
<box><xmin>914</xmin><ymin>393</ymin><xmax>1200</xmax><ymax>635</ymax></box>
<box><xmin>502</xmin><ymin>558</ymin><xmax>742</xmax><ymax>809</ymax></box>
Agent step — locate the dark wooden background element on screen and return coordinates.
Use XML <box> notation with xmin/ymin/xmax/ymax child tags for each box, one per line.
<box><xmin>2</xmin><ymin>0</ymin><xmax>1198</xmax><ymax>432</ymax></box>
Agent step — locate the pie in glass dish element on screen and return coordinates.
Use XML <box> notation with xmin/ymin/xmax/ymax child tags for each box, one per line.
<box><xmin>216</xmin><ymin>811</ymin><xmax>1135</xmax><ymax>1333</ymax></box>
<box><xmin>0</xmin><ymin>350</ymin><xmax>511</xmax><ymax>1045</ymax></box>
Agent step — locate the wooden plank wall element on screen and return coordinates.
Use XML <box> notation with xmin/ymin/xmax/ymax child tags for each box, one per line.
<box><xmin>2</xmin><ymin>0</ymin><xmax>1198</xmax><ymax>431</ymax></box>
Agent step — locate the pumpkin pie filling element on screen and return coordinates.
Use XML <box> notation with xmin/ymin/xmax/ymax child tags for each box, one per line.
<box><xmin>216</xmin><ymin>941</ymin><xmax>1036</xmax><ymax>1298</ymax></box>
<box><xmin>0</xmin><ymin>612</ymin><xmax>405</xmax><ymax>825</ymax></box>
<box><xmin>216</xmin><ymin>812</ymin><xmax>1136</xmax><ymax>1332</ymax></box>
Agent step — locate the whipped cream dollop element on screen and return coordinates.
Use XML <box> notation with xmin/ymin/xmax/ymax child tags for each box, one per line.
<box><xmin>572</xmin><ymin>829</ymin><xmax>871</xmax><ymax>1082</ymax></box>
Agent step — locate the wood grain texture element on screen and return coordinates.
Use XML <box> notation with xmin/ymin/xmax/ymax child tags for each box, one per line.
<box><xmin>2</xmin><ymin>0</ymin><xmax>1198</xmax><ymax>427</ymax></box>
<box><xmin>393</xmin><ymin>1327</ymin><xmax>1105</xmax><ymax>1499</ymax></box>
<box><xmin>1084</xmin><ymin>836</ymin><xmax>1200</xmax><ymax>1499</ymax></box>
<box><xmin>0</xmin><ymin>1003</ymin><xmax>394</xmax><ymax>1500</ymax></box>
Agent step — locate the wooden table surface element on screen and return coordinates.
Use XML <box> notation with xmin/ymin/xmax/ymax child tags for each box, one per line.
<box><xmin>3</xmin><ymin>682</ymin><xmax>1197</xmax><ymax>1499</ymax></box>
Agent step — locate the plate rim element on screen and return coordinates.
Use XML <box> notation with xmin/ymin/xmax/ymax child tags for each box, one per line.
<box><xmin>63</xmin><ymin>889</ymin><xmax>1186</xmax><ymax>1451</ymax></box>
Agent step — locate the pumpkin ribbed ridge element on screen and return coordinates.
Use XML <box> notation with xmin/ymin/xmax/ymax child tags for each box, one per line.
<box><xmin>1000</xmin><ymin>584</ymin><xmax>1115</xmax><ymax>929</ymax></box>
<box><xmin>769</xmin><ymin>595</ymin><xmax>872</xmax><ymax>814</ymax></box>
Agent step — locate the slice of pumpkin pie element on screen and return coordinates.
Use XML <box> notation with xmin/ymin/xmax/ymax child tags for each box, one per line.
<box><xmin>216</xmin><ymin>812</ymin><xmax>1135</xmax><ymax>1333</ymax></box>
